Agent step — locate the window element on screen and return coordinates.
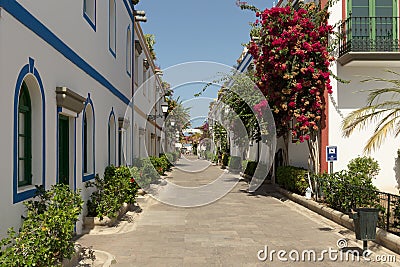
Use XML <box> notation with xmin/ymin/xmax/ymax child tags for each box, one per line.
<box><xmin>118</xmin><ymin>129</ymin><xmax>126</xmax><ymax>166</ymax></box>
<box><xmin>83</xmin><ymin>0</ymin><xmax>96</xmax><ymax>31</ymax></box>
<box><xmin>83</xmin><ymin>115</ymin><xmax>88</xmax><ymax>173</ymax></box>
<box><xmin>134</xmin><ymin>53</ymin><xmax>138</xmax><ymax>83</ymax></box>
<box><xmin>13</xmin><ymin>58</ymin><xmax>46</xmax><ymax>203</ymax></box>
<box><xmin>18</xmin><ymin>82</ymin><xmax>32</xmax><ymax>187</ymax></box>
<box><xmin>109</xmin><ymin>0</ymin><xmax>116</xmax><ymax>56</ymax></box>
<box><xmin>143</xmin><ymin>69</ymin><xmax>147</xmax><ymax>96</ymax></box>
<box><xmin>118</xmin><ymin>117</ymin><xmax>130</xmax><ymax>166</ymax></box>
<box><xmin>348</xmin><ymin>0</ymin><xmax>396</xmax><ymax>50</ymax></box>
<box><xmin>82</xmin><ymin>100</ymin><xmax>94</xmax><ymax>180</ymax></box>
<box><xmin>127</xmin><ymin>26</ymin><xmax>132</xmax><ymax>76</ymax></box>
<box><xmin>108</xmin><ymin>112</ymin><xmax>116</xmax><ymax>165</ymax></box>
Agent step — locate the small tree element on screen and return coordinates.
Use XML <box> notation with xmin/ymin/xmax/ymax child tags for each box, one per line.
<box><xmin>0</xmin><ymin>185</ymin><xmax>83</xmax><ymax>266</ymax></box>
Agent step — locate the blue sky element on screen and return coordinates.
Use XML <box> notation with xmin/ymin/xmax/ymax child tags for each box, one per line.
<box><xmin>136</xmin><ymin>0</ymin><xmax>274</xmax><ymax>127</ymax></box>
<box><xmin>136</xmin><ymin>0</ymin><xmax>273</xmax><ymax>68</ymax></box>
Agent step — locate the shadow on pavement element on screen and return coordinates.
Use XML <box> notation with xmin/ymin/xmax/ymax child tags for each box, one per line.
<box><xmin>238</xmin><ymin>181</ymin><xmax>289</xmax><ymax>202</ymax></box>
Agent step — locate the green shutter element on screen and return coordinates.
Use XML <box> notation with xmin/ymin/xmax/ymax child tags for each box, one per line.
<box><xmin>83</xmin><ymin>114</ymin><xmax>88</xmax><ymax>173</ymax></box>
<box><xmin>18</xmin><ymin>82</ymin><xmax>32</xmax><ymax>187</ymax></box>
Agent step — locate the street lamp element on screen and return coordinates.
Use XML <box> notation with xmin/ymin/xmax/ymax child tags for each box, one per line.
<box><xmin>148</xmin><ymin>102</ymin><xmax>169</xmax><ymax>120</ymax></box>
<box><xmin>161</xmin><ymin>102</ymin><xmax>168</xmax><ymax>114</ymax></box>
<box><xmin>133</xmin><ymin>10</ymin><xmax>147</xmax><ymax>22</ymax></box>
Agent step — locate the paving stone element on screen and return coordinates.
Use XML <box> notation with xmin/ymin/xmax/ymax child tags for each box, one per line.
<box><xmin>76</xmin><ymin>158</ymin><xmax>399</xmax><ymax>266</ymax></box>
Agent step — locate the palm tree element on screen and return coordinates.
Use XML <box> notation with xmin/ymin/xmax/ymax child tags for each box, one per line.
<box><xmin>342</xmin><ymin>70</ymin><xmax>400</xmax><ymax>153</ymax></box>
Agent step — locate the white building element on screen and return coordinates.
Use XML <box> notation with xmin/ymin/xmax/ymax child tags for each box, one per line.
<box><xmin>0</xmin><ymin>0</ymin><xmax>165</xmax><ymax>237</ymax></box>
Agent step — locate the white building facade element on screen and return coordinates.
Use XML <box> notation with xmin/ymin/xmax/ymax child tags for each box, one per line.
<box><xmin>0</xmin><ymin>0</ymin><xmax>164</xmax><ymax>237</ymax></box>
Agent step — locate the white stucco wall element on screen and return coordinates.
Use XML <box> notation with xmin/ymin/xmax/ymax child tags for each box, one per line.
<box><xmin>329</xmin><ymin>66</ymin><xmax>400</xmax><ymax>194</ymax></box>
<box><xmin>0</xmin><ymin>1</ymin><xmax>162</xmax><ymax>238</ymax></box>
<box><xmin>326</xmin><ymin>0</ymin><xmax>400</xmax><ymax>194</ymax></box>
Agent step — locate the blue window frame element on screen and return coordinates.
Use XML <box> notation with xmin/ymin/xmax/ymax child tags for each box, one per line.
<box><xmin>82</xmin><ymin>95</ymin><xmax>95</xmax><ymax>181</ymax></box>
<box><xmin>83</xmin><ymin>0</ymin><xmax>96</xmax><ymax>31</ymax></box>
<box><xmin>108</xmin><ymin>109</ymin><xmax>117</xmax><ymax>165</ymax></box>
<box><xmin>109</xmin><ymin>0</ymin><xmax>116</xmax><ymax>57</ymax></box>
<box><xmin>126</xmin><ymin>25</ymin><xmax>132</xmax><ymax>77</ymax></box>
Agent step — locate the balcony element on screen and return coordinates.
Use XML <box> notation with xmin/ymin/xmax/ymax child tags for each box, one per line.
<box><xmin>338</xmin><ymin>16</ymin><xmax>400</xmax><ymax>66</ymax></box>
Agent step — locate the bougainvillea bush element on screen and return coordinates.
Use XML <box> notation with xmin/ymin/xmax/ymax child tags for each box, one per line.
<box><xmin>248</xmin><ymin>3</ymin><xmax>334</xmax><ymax>142</ymax></box>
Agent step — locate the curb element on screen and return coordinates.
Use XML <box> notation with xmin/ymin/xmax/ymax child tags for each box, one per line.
<box><xmin>276</xmin><ymin>186</ymin><xmax>400</xmax><ymax>255</ymax></box>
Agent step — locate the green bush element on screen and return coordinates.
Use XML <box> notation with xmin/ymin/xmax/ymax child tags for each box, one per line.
<box><xmin>165</xmin><ymin>153</ymin><xmax>175</xmax><ymax>164</ymax></box>
<box><xmin>0</xmin><ymin>184</ymin><xmax>83</xmax><ymax>266</ymax></box>
<box><xmin>315</xmin><ymin>170</ymin><xmax>380</xmax><ymax>213</ymax></box>
<box><xmin>311</xmin><ymin>157</ymin><xmax>383</xmax><ymax>214</ymax></box>
<box><xmin>138</xmin><ymin>158</ymin><xmax>159</xmax><ymax>187</ymax></box>
<box><xmin>347</xmin><ymin>156</ymin><xmax>380</xmax><ymax>182</ymax></box>
<box><xmin>86</xmin><ymin>165</ymin><xmax>135</xmax><ymax>220</ymax></box>
<box><xmin>244</xmin><ymin>161</ymin><xmax>258</xmax><ymax>176</ymax></box>
<box><xmin>276</xmin><ymin>166</ymin><xmax>308</xmax><ymax>195</ymax></box>
<box><xmin>229</xmin><ymin>156</ymin><xmax>242</xmax><ymax>170</ymax></box>
<box><xmin>222</xmin><ymin>153</ymin><xmax>230</xmax><ymax>167</ymax></box>
<box><xmin>205</xmin><ymin>151</ymin><xmax>215</xmax><ymax>161</ymax></box>
<box><xmin>150</xmin><ymin>155</ymin><xmax>170</xmax><ymax>175</ymax></box>
<box><xmin>241</xmin><ymin>160</ymin><xmax>248</xmax><ymax>172</ymax></box>
<box><xmin>214</xmin><ymin>154</ymin><xmax>219</xmax><ymax>162</ymax></box>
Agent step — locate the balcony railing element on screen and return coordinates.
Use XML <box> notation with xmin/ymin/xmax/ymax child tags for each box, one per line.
<box><xmin>339</xmin><ymin>16</ymin><xmax>400</xmax><ymax>58</ymax></box>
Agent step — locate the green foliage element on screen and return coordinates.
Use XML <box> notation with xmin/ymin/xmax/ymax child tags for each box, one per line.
<box><xmin>166</xmin><ymin>97</ymin><xmax>191</xmax><ymax>131</ymax></box>
<box><xmin>315</xmin><ymin>171</ymin><xmax>380</xmax><ymax>214</ymax></box>
<box><xmin>276</xmin><ymin>166</ymin><xmax>309</xmax><ymax>195</ymax></box>
<box><xmin>0</xmin><ymin>184</ymin><xmax>83</xmax><ymax>266</ymax></box>
<box><xmin>144</xmin><ymin>34</ymin><xmax>156</xmax><ymax>60</ymax></box>
<box><xmin>241</xmin><ymin>160</ymin><xmax>248</xmax><ymax>172</ymax></box>
<box><xmin>244</xmin><ymin>161</ymin><xmax>258</xmax><ymax>176</ymax></box>
<box><xmin>150</xmin><ymin>155</ymin><xmax>171</xmax><ymax>175</ymax></box>
<box><xmin>205</xmin><ymin>151</ymin><xmax>216</xmax><ymax>161</ymax></box>
<box><xmin>172</xmin><ymin>151</ymin><xmax>181</xmax><ymax>162</ymax></box>
<box><xmin>222</xmin><ymin>153</ymin><xmax>230</xmax><ymax>167</ymax></box>
<box><xmin>347</xmin><ymin>156</ymin><xmax>380</xmax><ymax>181</ymax></box>
<box><xmin>137</xmin><ymin>158</ymin><xmax>159</xmax><ymax>188</ymax></box>
<box><xmin>197</xmin><ymin>73</ymin><xmax>261</xmax><ymax>147</ymax></box>
<box><xmin>314</xmin><ymin>156</ymin><xmax>382</xmax><ymax>214</ymax></box>
<box><xmin>229</xmin><ymin>156</ymin><xmax>242</xmax><ymax>170</ymax></box>
<box><xmin>86</xmin><ymin>165</ymin><xmax>136</xmax><ymax>220</ymax></box>
<box><xmin>392</xmin><ymin>198</ymin><xmax>400</xmax><ymax>230</ymax></box>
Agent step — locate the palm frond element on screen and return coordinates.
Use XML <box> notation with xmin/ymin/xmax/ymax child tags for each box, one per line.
<box><xmin>372</xmin><ymin>109</ymin><xmax>400</xmax><ymax>133</ymax></box>
<box><xmin>364</xmin><ymin>115</ymin><xmax>399</xmax><ymax>154</ymax></box>
<box><xmin>342</xmin><ymin>108</ymin><xmax>391</xmax><ymax>137</ymax></box>
<box><xmin>366</xmin><ymin>88</ymin><xmax>400</xmax><ymax>105</ymax></box>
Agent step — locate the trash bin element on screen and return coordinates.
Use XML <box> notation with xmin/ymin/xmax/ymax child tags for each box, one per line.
<box><xmin>353</xmin><ymin>208</ymin><xmax>379</xmax><ymax>240</ymax></box>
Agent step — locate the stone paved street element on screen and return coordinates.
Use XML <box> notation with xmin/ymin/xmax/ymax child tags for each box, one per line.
<box><xmin>76</xmin><ymin>157</ymin><xmax>399</xmax><ymax>266</ymax></box>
